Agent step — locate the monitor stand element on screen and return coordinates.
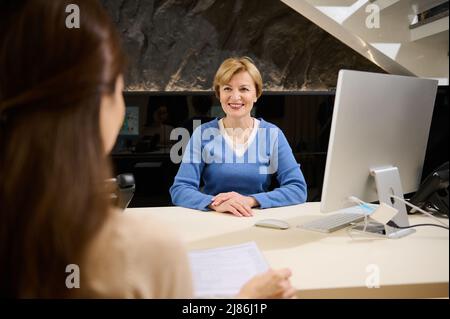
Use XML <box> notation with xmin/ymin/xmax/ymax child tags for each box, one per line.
<box><xmin>352</xmin><ymin>166</ymin><xmax>415</xmax><ymax>239</ymax></box>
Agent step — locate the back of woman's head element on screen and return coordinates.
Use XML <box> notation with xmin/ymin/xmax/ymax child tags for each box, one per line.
<box><xmin>0</xmin><ymin>0</ymin><xmax>125</xmax><ymax>297</ymax></box>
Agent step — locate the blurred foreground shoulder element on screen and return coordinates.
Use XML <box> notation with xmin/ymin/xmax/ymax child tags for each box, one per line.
<box><xmin>81</xmin><ymin>210</ymin><xmax>193</xmax><ymax>298</ymax></box>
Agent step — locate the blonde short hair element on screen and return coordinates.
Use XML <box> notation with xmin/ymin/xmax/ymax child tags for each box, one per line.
<box><xmin>213</xmin><ymin>57</ymin><xmax>263</xmax><ymax>99</ymax></box>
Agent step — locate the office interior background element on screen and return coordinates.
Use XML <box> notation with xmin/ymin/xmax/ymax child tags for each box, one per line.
<box><xmin>102</xmin><ymin>0</ymin><xmax>449</xmax><ymax>207</ymax></box>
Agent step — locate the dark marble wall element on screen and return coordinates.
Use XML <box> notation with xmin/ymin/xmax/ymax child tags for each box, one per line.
<box><xmin>101</xmin><ymin>0</ymin><xmax>383</xmax><ymax>91</ymax></box>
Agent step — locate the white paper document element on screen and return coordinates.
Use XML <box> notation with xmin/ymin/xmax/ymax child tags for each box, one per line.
<box><xmin>188</xmin><ymin>241</ymin><xmax>269</xmax><ymax>298</ymax></box>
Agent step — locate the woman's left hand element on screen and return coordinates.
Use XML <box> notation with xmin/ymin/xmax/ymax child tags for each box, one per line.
<box><xmin>211</xmin><ymin>192</ymin><xmax>258</xmax><ymax>208</ymax></box>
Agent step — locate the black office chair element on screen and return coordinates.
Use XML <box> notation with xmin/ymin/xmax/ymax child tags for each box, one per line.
<box><xmin>108</xmin><ymin>173</ymin><xmax>136</xmax><ymax>210</ymax></box>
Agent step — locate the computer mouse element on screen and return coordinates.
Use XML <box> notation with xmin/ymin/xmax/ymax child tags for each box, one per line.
<box><xmin>254</xmin><ymin>219</ymin><xmax>290</xmax><ymax>230</ymax></box>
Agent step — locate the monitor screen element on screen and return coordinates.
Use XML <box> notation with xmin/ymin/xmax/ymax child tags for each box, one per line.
<box><xmin>120</xmin><ymin>106</ymin><xmax>139</xmax><ymax>136</ymax></box>
<box><xmin>321</xmin><ymin>70</ymin><xmax>438</xmax><ymax>218</ymax></box>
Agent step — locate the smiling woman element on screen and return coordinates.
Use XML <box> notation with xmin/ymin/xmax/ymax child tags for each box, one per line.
<box><xmin>170</xmin><ymin>57</ymin><xmax>308</xmax><ymax>216</ymax></box>
<box><xmin>214</xmin><ymin>57</ymin><xmax>262</xmax><ymax>120</ymax></box>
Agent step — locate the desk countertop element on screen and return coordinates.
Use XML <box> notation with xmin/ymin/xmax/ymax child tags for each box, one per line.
<box><xmin>126</xmin><ymin>202</ymin><xmax>449</xmax><ymax>298</ymax></box>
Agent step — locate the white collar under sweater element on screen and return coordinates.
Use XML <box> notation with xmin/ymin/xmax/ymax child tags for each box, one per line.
<box><xmin>218</xmin><ymin>118</ymin><xmax>260</xmax><ymax>157</ymax></box>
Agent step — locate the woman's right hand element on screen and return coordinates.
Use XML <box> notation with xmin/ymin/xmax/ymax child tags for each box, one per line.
<box><xmin>208</xmin><ymin>198</ymin><xmax>253</xmax><ymax>217</ymax></box>
<box><xmin>237</xmin><ymin>268</ymin><xmax>297</xmax><ymax>299</ymax></box>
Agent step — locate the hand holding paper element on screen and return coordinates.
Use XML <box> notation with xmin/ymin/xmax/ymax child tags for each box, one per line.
<box><xmin>188</xmin><ymin>242</ymin><xmax>296</xmax><ymax>298</ymax></box>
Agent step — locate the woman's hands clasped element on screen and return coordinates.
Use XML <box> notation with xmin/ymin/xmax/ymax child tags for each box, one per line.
<box><xmin>209</xmin><ymin>191</ymin><xmax>258</xmax><ymax>217</ymax></box>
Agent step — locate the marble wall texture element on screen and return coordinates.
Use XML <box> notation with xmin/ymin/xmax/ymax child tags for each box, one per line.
<box><xmin>101</xmin><ymin>0</ymin><xmax>384</xmax><ymax>91</ymax></box>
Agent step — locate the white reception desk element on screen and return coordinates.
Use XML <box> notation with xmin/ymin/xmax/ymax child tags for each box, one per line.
<box><xmin>127</xmin><ymin>202</ymin><xmax>449</xmax><ymax>298</ymax></box>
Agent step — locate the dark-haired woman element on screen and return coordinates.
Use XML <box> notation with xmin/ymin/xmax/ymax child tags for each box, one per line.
<box><xmin>0</xmin><ymin>0</ymin><xmax>295</xmax><ymax>298</ymax></box>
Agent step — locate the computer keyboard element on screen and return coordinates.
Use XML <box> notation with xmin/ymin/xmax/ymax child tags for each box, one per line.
<box><xmin>299</xmin><ymin>213</ymin><xmax>366</xmax><ymax>233</ymax></box>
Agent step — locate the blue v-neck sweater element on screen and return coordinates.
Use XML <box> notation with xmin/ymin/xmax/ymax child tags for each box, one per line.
<box><xmin>170</xmin><ymin>118</ymin><xmax>307</xmax><ymax>211</ymax></box>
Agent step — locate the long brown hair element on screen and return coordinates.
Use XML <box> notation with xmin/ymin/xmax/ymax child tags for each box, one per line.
<box><xmin>0</xmin><ymin>0</ymin><xmax>125</xmax><ymax>297</ymax></box>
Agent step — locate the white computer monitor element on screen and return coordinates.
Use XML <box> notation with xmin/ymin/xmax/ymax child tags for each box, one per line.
<box><xmin>321</xmin><ymin>70</ymin><xmax>438</xmax><ymax>235</ymax></box>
